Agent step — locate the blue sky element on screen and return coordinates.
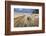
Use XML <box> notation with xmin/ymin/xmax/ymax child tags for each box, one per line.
<box><xmin>14</xmin><ymin>8</ymin><xmax>38</xmax><ymax>13</ymax></box>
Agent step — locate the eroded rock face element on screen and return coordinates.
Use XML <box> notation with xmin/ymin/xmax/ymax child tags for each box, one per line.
<box><xmin>14</xmin><ymin>14</ymin><xmax>39</xmax><ymax>27</ymax></box>
<box><xmin>34</xmin><ymin>15</ymin><xmax>39</xmax><ymax>26</ymax></box>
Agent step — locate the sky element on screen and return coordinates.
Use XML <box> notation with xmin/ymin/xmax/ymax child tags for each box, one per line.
<box><xmin>14</xmin><ymin>8</ymin><xmax>39</xmax><ymax>15</ymax></box>
<box><xmin>14</xmin><ymin>8</ymin><xmax>38</xmax><ymax>13</ymax></box>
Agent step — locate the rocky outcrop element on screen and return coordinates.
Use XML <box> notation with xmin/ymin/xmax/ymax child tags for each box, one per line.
<box><xmin>14</xmin><ymin>14</ymin><xmax>39</xmax><ymax>27</ymax></box>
